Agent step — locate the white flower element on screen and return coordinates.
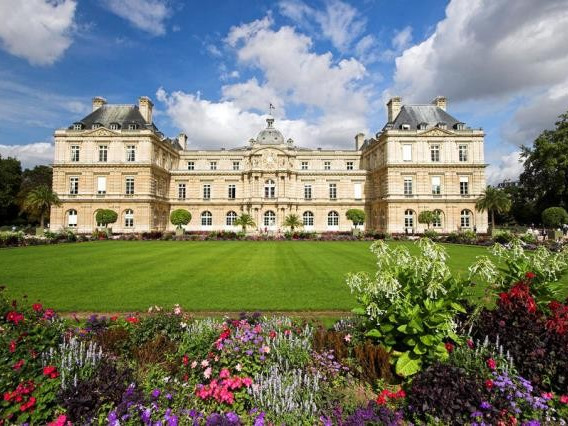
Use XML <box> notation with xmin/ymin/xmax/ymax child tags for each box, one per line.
<box><xmin>201</xmin><ymin>360</ymin><xmax>209</xmax><ymax>368</ymax></box>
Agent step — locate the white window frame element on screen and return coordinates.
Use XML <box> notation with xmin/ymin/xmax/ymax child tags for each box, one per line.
<box><xmin>70</xmin><ymin>145</ymin><xmax>80</xmax><ymax>162</ymax></box>
<box><xmin>69</xmin><ymin>177</ymin><xmax>79</xmax><ymax>195</ymax></box>
<box><xmin>324</xmin><ymin>161</ymin><xmax>331</xmax><ymax>170</ymax></box>
<box><xmin>329</xmin><ymin>183</ymin><xmax>337</xmax><ymax>200</ymax></box>
<box><xmin>433</xmin><ymin>210</ymin><xmax>442</xmax><ymax>228</ymax></box>
<box><xmin>98</xmin><ymin>145</ymin><xmax>108</xmax><ymax>162</ymax></box>
<box><xmin>346</xmin><ymin>161</ymin><xmax>354</xmax><ymax>170</ymax></box>
<box><xmin>327</xmin><ymin>211</ymin><xmax>339</xmax><ymax>227</ymax></box>
<box><xmin>263</xmin><ymin>211</ymin><xmax>276</xmax><ymax>227</ymax></box>
<box><xmin>178</xmin><ymin>183</ymin><xmax>186</xmax><ymax>200</ymax></box>
<box><xmin>264</xmin><ymin>180</ymin><xmax>276</xmax><ymax>199</ymax></box>
<box><xmin>304</xmin><ymin>184</ymin><xmax>312</xmax><ymax>200</ymax></box>
<box><xmin>431</xmin><ymin>176</ymin><xmax>441</xmax><ymax>195</ymax></box>
<box><xmin>226</xmin><ymin>211</ymin><xmax>237</xmax><ymax>226</ymax></box>
<box><xmin>124</xmin><ymin>209</ymin><xmax>134</xmax><ymax>228</ymax></box>
<box><xmin>203</xmin><ymin>184</ymin><xmax>211</xmax><ymax>200</ymax></box>
<box><xmin>402</xmin><ymin>144</ymin><xmax>412</xmax><ymax>162</ymax></box>
<box><xmin>73</xmin><ymin>124</ymin><xmax>82</xmax><ymax>131</ymax></box>
<box><xmin>126</xmin><ymin>145</ymin><xmax>136</xmax><ymax>162</ymax></box>
<box><xmin>187</xmin><ymin>161</ymin><xmax>195</xmax><ymax>171</ymax></box>
<box><xmin>228</xmin><ymin>184</ymin><xmax>236</xmax><ymax>200</ymax></box>
<box><xmin>430</xmin><ymin>144</ymin><xmax>440</xmax><ymax>162</ymax></box>
<box><xmin>460</xmin><ymin>176</ymin><xmax>469</xmax><ymax>195</ymax></box>
<box><xmin>232</xmin><ymin>161</ymin><xmax>240</xmax><ymax>171</ymax></box>
<box><xmin>110</xmin><ymin>123</ymin><xmax>119</xmax><ymax>130</ymax></box>
<box><xmin>461</xmin><ymin>209</ymin><xmax>472</xmax><ymax>228</ymax></box>
<box><xmin>67</xmin><ymin>209</ymin><xmax>77</xmax><ymax>227</ymax></box>
<box><xmin>403</xmin><ymin>177</ymin><xmax>413</xmax><ymax>195</ymax></box>
<box><xmin>125</xmin><ymin>177</ymin><xmax>135</xmax><ymax>195</ymax></box>
<box><xmin>301</xmin><ymin>161</ymin><xmax>308</xmax><ymax>170</ymax></box>
<box><xmin>404</xmin><ymin>209</ymin><xmax>414</xmax><ymax>230</ymax></box>
<box><xmin>210</xmin><ymin>161</ymin><xmax>217</xmax><ymax>170</ymax></box>
<box><xmin>97</xmin><ymin>176</ymin><xmax>106</xmax><ymax>194</ymax></box>
<box><xmin>458</xmin><ymin>144</ymin><xmax>468</xmax><ymax>162</ymax></box>
<box><xmin>303</xmin><ymin>211</ymin><xmax>314</xmax><ymax>227</ymax></box>
<box><xmin>201</xmin><ymin>211</ymin><xmax>212</xmax><ymax>226</ymax></box>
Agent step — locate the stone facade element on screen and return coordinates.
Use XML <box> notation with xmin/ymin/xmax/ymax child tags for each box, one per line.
<box><xmin>51</xmin><ymin>96</ymin><xmax>488</xmax><ymax>234</ymax></box>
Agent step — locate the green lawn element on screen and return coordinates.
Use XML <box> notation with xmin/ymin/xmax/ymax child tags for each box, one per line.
<box><xmin>0</xmin><ymin>240</ymin><xmax>561</xmax><ymax>312</ymax></box>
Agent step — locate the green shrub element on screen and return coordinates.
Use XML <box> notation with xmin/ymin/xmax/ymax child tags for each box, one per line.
<box><xmin>170</xmin><ymin>209</ymin><xmax>191</xmax><ymax>229</ymax></box>
<box><xmin>493</xmin><ymin>230</ymin><xmax>514</xmax><ymax>244</ymax></box>
<box><xmin>542</xmin><ymin>206</ymin><xmax>568</xmax><ymax>228</ymax></box>
<box><xmin>422</xmin><ymin>229</ymin><xmax>439</xmax><ymax>240</ymax></box>
<box><xmin>95</xmin><ymin>209</ymin><xmax>118</xmax><ymax>228</ymax></box>
<box><xmin>346</xmin><ymin>239</ymin><xmax>467</xmax><ymax>377</ymax></box>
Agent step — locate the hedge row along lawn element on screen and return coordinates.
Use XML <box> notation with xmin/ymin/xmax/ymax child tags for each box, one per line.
<box><xmin>1</xmin><ymin>240</ymin><xmax>566</xmax><ymax>312</ymax></box>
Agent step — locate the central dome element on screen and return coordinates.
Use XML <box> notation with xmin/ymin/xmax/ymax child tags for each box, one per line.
<box><xmin>256</xmin><ymin>117</ymin><xmax>284</xmax><ymax>144</ymax></box>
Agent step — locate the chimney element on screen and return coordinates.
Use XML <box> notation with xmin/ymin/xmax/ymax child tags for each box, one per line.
<box><xmin>92</xmin><ymin>96</ymin><xmax>107</xmax><ymax>111</ymax></box>
<box><xmin>355</xmin><ymin>132</ymin><xmax>365</xmax><ymax>151</ymax></box>
<box><xmin>386</xmin><ymin>97</ymin><xmax>402</xmax><ymax>122</ymax></box>
<box><xmin>178</xmin><ymin>132</ymin><xmax>188</xmax><ymax>150</ymax></box>
<box><xmin>432</xmin><ymin>96</ymin><xmax>447</xmax><ymax>111</ymax></box>
<box><xmin>138</xmin><ymin>96</ymin><xmax>154</xmax><ymax>123</ymax></box>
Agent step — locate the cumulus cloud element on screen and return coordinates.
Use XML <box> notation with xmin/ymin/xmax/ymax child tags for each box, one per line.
<box><xmin>157</xmin><ymin>16</ymin><xmax>371</xmax><ymax>150</ymax></box>
<box><xmin>486</xmin><ymin>150</ymin><xmax>524</xmax><ymax>185</ymax></box>
<box><xmin>0</xmin><ymin>143</ymin><xmax>54</xmax><ymax>169</ymax></box>
<box><xmin>0</xmin><ymin>0</ymin><xmax>77</xmax><ymax>66</ymax></box>
<box><xmin>392</xmin><ymin>0</ymin><xmax>568</xmax><ymax>103</ymax></box>
<box><xmin>103</xmin><ymin>0</ymin><xmax>171</xmax><ymax>36</ymax></box>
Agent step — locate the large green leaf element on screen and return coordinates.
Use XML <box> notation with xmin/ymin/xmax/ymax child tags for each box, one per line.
<box><xmin>380</xmin><ymin>323</ymin><xmax>395</xmax><ymax>332</ymax></box>
<box><xmin>365</xmin><ymin>328</ymin><xmax>382</xmax><ymax>338</ymax></box>
<box><xmin>395</xmin><ymin>351</ymin><xmax>422</xmax><ymax>377</ymax></box>
<box><xmin>419</xmin><ymin>335</ymin><xmax>435</xmax><ymax>346</ymax></box>
<box><xmin>450</xmin><ymin>302</ymin><xmax>466</xmax><ymax>313</ymax></box>
<box><xmin>396</xmin><ymin>323</ymin><xmax>408</xmax><ymax>333</ymax></box>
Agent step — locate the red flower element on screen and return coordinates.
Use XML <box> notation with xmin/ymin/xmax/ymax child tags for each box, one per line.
<box><xmin>182</xmin><ymin>354</ymin><xmax>189</xmax><ymax>366</ymax></box>
<box><xmin>560</xmin><ymin>395</ymin><xmax>568</xmax><ymax>404</ymax></box>
<box><xmin>487</xmin><ymin>358</ymin><xmax>497</xmax><ymax>370</ymax></box>
<box><xmin>376</xmin><ymin>394</ymin><xmax>387</xmax><ymax>405</ymax></box>
<box><xmin>269</xmin><ymin>330</ymin><xmax>276</xmax><ymax>339</ymax></box>
<box><xmin>9</xmin><ymin>340</ymin><xmax>16</xmax><ymax>353</ymax></box>
<box><xmin>19</xmin><ymin>396</ymin><xmax>35</xmax><ymax>412</ymax></box>
<box><xmin>43</xmin><ymin>365</ymin><xmax>59</xmax><ymax>379</ymax></box>
<box><xmin>110</xmin><ymin>315</ymin><xmax>118</xmax><ymax>321</ymax></box>
<box><xmin>526</xmin><ymin>297</ymin><xmax>537</xmax><ymax>314</ymax></box>
<box><xmin>43</xmin><ymin>308</ymin><xmax>55</xmax><ymax>320</ymax></box>
<box><xmin>32</xmin><ymin>303</ymin><xmax>43</xmax><ymax>312</ymax></box>
<box><xmin>466</xmin><ymin>339</ymin><xmax>474</xmax><ymax>349</ymax></box>
<box><xmin>395</xmin><ymin>389</ymin><xmax>406</xmax><ymax>398</ymax></box>
<box><xmin>485</xmin><ymin>379</ymin><xmax>494</xmax><ymax>389</ymax></box>
<box><xmin>125</xmin><ymin>316</ymin><xmax>139</xmax><ymax>324</ymax></box>
<box><xmin>525</xmin><ymin>271</ymin><xmax>536</xmax><ymax>280</ymax></box>
<box><xmin>445</xmin><ymin>342</ymin><xmax>454</xmax><ymax>353</ymax></box>
<box><xmin>6</xmin><ymin>311</ymin><xmax>24</xmax><ymax>325</ymax></box>
<box><xmin>13</xmin><ymin>359</ymin><xmax>24</xmax><ymax>370</ymax></box>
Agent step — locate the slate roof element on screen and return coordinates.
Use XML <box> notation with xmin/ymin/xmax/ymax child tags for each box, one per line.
<box><xmin>70</xmin><ymin>105</ymin><xmax>158</xmax><ymax>131</ymax></box>
<box><xmin>390</xmin><ymin>105</ymin><xmax>464</xmax><ymax>130</ymax></box>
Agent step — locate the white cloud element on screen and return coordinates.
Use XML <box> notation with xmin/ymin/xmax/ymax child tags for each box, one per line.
<box><xmin>0</xmin><ymin>143</ymin><xmax>54</xmax><ymax>169</ymax></box>
<box><xmin>0</xmin><ymin>0</ymin><xmax>77</xmax><ymax>66</ymax></box>
<box><xmin>486</xmin><ymin>150</ymin><xmax>524</xmax><ymax>185</ymax></box>
<box><xmin>392</xmin><ymin>0</ymin><xmax>568</xmax><ymax>103</ymax></box>
<box><xmin>221</xmin><ymin>78</ymin><xmax>285</xmax><ymax>115</ymax></box>
<box><xmin>103</xmin><ymin>0</ymin><xmax>171</xmax><ymax>36</ymax></box>
<box><xmin>392</xmin><ymin>26</ymin><xmax>412</xmax><ymax>51</ymax></box>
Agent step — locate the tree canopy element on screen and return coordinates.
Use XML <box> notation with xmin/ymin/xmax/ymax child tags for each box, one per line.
<box><xmin>346</xmin><ymin>209</ymin><xmax>365</xmax><ymax>226</ymax></box>
<box><xmin>170</xmin><ymin>209</ymin><xmax>192</xmax><ymax>229</ymax></box>
<box><xmin>0</xmin><ymin>156</ymin><xmax>22</xmax><ymax>225</ymax></box>
<box><xmin>95</xmin><ymin>209</ymin><xmax>118</xmax><ymax>228</ymax></box>
<box><xmin>541</xmin><ymin>207</ymin><xmax>568</xmax><ymax>228</ymax></box>
<box><xmin>21</xmin><ymin>185</ymin><xmax>61</xmax><ymax>228</ymax></box>
<box><xmin>417</xmin><ymin>210</ymin><xmax>439</xmax><ymax>229</ymax></box>
<box><xmin>475</xmin><ymin>186</ymin><xmax>512</xmax><ymax>231</ymax></box>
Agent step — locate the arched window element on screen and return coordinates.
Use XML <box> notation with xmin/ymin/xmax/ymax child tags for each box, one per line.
<box><xmin>327</xmin><ymin>211</ymin><xmax>339</xmax><ymax>227</ymax></box>
<box><xmin>226</xmin><ymin>211</ymin><xmax>237</xmax><ymax>226</ymax></box>
<box><xmin>201</xmin><ymin>211</ymin><xmax>212</xmax><ymax>226</ymax></box>
<box><xmin>404</xmin><ymin>209</ymin><xmax>414</xmax><ymax>229</ymax></box>
<box><xmin>67</xmin><ymin>209</ymin><xmax>77</xmax><ymax>227</ymax></box>
<box><xmin>124</xmin><ymin>209</ymin><xmax>134</xmax><ymax>228</ymax></box>
<box><xmin>264</xmin><ymin>179</ymin><xmax>275</xmax><ymax>198</ymax></box>
<box><xmin>264</xmin><ymin>210</ymin><xmax>276</xmax><ymax>227</ymax></box>
<box><xmin>433</xmin><ymin>210</ymin><xmax>443</xmax><ymax>228</ymax></box>
<box><xmin>461</xmin><ymin>209</ymin><xmax>472</xmax><ymax>228</ymax></box>
<box><xmin>303</xmin><ymin>211</ymin><xmax>314</xmax><ymax>227</ymax></box>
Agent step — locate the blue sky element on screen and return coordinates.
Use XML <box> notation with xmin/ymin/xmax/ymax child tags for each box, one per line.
<box><xmin>0</xmin><ymin>0</ymin><xmax>567</xmax><ymax>184</ymax></box>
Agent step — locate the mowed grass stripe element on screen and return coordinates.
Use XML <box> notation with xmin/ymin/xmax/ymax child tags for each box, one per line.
<box><xmin>1</xmin><ymin>240</ymin><xmax>565</xmax><ymax>312</ymax></box>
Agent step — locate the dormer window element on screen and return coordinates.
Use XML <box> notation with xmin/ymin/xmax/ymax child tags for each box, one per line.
<box><xmin>110</xmin><ymin>123</ymin><xmax>120</xmax><ymax>130</ymax></box>
<box><xmin>418</xmin><ymin>122</ymin><xmax>428</xmax><ymax>130</ymax></box>
<box><xmin>401</xmin><ymin>123</ymin><xmax>410</xmax><ymax>130</ymax></box>
<box><xmin>92</xmin><ymin>123</ymin><xmax>101</xmax><ymax>129</ymax></box>
<box><xmin>128</xmin><ymin>123</ymin><xmax>138</xmax><ymax>130</ymax></box>
<box><xmin>73</xmin><ymin>123</ymin><xmax>83</xmax><ymax>130</ymax></box>
<box><xmin>454</xmin><ymin>122</ymin><xmax>465</xmax><ymax>130</ymax></box>
<box><xmin>436</xmin><ymin>122</ymin><xmax>447</xmax><ymax>129</ymax></box>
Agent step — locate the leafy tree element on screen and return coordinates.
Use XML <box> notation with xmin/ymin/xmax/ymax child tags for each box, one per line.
<box><xmin>0</xmin><ymin>156</ymin><xmax>22</xmax><ymax>225</ymax></box>
<box><xmin>21</xmin><ymin>185</ymin><xmax>61</xmax><ymax>229</ymax></box>
<box><xmin>95</xmin><ymin>209</ymin><xmax>118</xmax><ymax>228</ymax></box>
<box><xmin>346</xmin><ymin>209</ymin><xmax>365</xmax><ymax>227</ymax></box>
<box><xmin>475</xmin><ymin>186</ymin><xmax>512</xmax><ymax>231</ymax></box>
<box><xmin>283</xmin><ymin>213</ymin><xmax>302</xmax><ymax>231</ymax></box>
<box><xmin>541</xmin><ymin>207</ymin><xmax>568</xmax><ymax>228</ymax></box>
<box><xmin>418</xmin><ymin>210</ymin><xmax>439</xmax><ymax>229</ymax></box>
<box><xmin>520</xmin><ymin>111</ymin><xmax>568</xmax><ymax>213</ymax></box>
<box><xmin>234</xmin><ymin>213</ymin><xmax>255</xmax><ymax>233</ymax></box>
<box><xmin>170</xmin><ymin>209</ymin><xmax>191</xmax><ymax>229</ymax></box>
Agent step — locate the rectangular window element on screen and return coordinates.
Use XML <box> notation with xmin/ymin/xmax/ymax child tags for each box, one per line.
<box><xmin>69</xmin><ymin>177</ymin><xmax>79</xmax><ymax>194</ymax></box>
<box><xmin>346</xmin><ymin>161</ymin><xmax>354</xmax><ymax>170</ymax></box>
<box><xmin>71</xmin><ymin>145</ymin><xmax>80</xmax><ymax>162</ymax></box>
<box><xmin>304</xmin><ymin>184</ymin><xmax>312</xmax><ymax>200</ymax></box>
<box><xmin>301</xmin><ymin>161</ymin><xmax>308</xmax><ymax>170</ymax></box>
<box><xmin>232</xmin><ymin>161</ymin><xmax>240</xmax><ymax>171</ymax></box>
<box><xmin>431</xmin><ymin>176</ymin><xmax>441</xmax><ymax>195</ymax></box>
<box><xmin>329</xmin><ymin>183</ymin><xmax>337</xmax><ymax>200</ymax></box>
<box><xmin>324</xmin><ymin>161</ymin><xmax>331</xmax><ymax>170</ymax></box>
<box><xmin>402</xmin><ymin>144</ymin><xmax>412</xmax><ymax>161</ymax></box>
<box><xmin>126</xmin><ymin>145</ymin><xmax>136</xmax><ymax>162</ymax></box>
<box><xmin>98</xmin><ymin>145</ymin><xmax>108</xmax><ymax>162</ymax></box>
<box><xmin>403</xmin><ymin>177</ymin><xmax>413</xmax><ymax>195</ymax></box>
<box><xmin>210</xmin><ymin>161</ymin><xmax>217</xmax><ymax>170</ymax></box>
<box><xmin>354</xmin><ymin>183</ymin><xmax>362</xmax><ymax>200</ymax></box>
<box><xmin>460</xmin><ymin>176</ymin><xmax>469</xmax><ymax>195</ymax></box>
<box><xmin>430</xmin><ymin>144</ymin><xmax>440</xmax><ymax>162</ymax></box>
<box><xmin>187</xmin><ymin>161</ymin><xmax>195</xmax><ymax>170</ymax></box>
<box><xmin>228</xmin><ymin>184</ymin><xmax>236</xmax><ymax>199</ymax></box>
<box><xmin>203</xmin><ymin>184</ymin><xmax>211</xmax><ymax>200</ymax></box>
<box><xmin>178</xmin><ymin>183</ymin><xmax>186</xmax><ymax>200</ymax></box>
<box><xmin>458</xmin><ymin>144</ymin><xmax>468</xmax><ymax>162</ymax></box>
<box><xmin>125</xmin><ymin>177</ymin><xmax>135</xmax><ymax>195</ymax></box>
<box><xmin>97</xmin><ymin>176</ymin><xmax>106</xmax><ymax>194</ymax></box>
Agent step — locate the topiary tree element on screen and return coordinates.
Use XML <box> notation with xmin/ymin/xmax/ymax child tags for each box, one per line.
<box><xmin>418</xmin><ymin>210</ymin><xmax>439</xmax><ymax>230</ymax></box>
<box><xmin>170</xmin><ymin>209</ymin><xmax>191</xmax><ymax>230</ymax></box>
<box><xmin>541</xmin><ymin>206</ymin><xmax>568</xmax><ymax>228</ymax></box>
<box><xmin>283</xmin><ymin>213</ymin><xmax>302</xmax><ymax>231</ymax></box>
<box><xmin>95</xmin><ymin>209</ymin><xmax>118</xmax><ymax>229</ymax></box>
<box><xmin>346</xmin><ymin>209</ymin><xmax>365</xmax><ymax>228</ymax></box>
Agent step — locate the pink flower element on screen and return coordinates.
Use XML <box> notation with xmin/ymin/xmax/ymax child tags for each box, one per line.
<box><xmin>261</xmin><ymin>345</ymin><xmax>270</xmax><ymax>354</ymax></box>
<box><xmin>32</xmin><ymin>303</ymin><xmax>43</xmax><ymax>312</ymax></box>
<box><xmin>48</xmin><ymin>415</ymin><xmax>68</xmax><ymax>426</ymax></box>
<box><xmin>541</xmin><ymin>392</ymin><xmax>553</xmax><ymax>400</ymax></box>
<box><xmin>220</xmin><ymin>368</ymin><xmax>230</xmax><ymax>379</ymax></box>
<box><xmin>487</xmin><ymin>358</ymin><xmax>497</xmax><ymax>370</ymax></box>
<box><xmin>466</xmin><ymin>339</ymin><xmax>474</xmax><ymax>349</ymax></box>
<box><xmin>191</xmin><ymin>361</ymin><xmax>197</xmax><ymax>369</ymax></box>
<box><xmin>344</xmin><ymin>334</ymin><xmax>352</xmax><ymax>343</ymax></box>
<box><xmin>201</xmin><ymin>360</ymin><xmax>209</xmax><ymax>368</ymax></box>
<box><xmin>560</xmin><ymin>395</ymin><xmax>568</xmax><ymax>404</ymax></box>
<box><xmin>243</xmin><ymin>377</ymin><xmax>253</xmax><ymax>386</ymax></box>
<box><xmin>204</xmin><ymin>367</ymin><xmax>212</xmax><ymax>379</ymax></box>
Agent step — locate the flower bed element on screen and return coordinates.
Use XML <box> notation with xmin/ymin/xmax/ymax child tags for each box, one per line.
<box><xmin>2</xmin><ymin>239</ymin><xmax>568</xmax><ymax>424</ymax></box>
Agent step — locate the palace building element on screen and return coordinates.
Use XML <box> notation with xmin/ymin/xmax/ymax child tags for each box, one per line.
<box><xmin>50</xmin><ymin>96</ymin><xmax>488</xmax><ymax>234</ymax></box>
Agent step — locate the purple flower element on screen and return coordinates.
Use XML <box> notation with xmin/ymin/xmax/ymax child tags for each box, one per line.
<box><xmin>108</xmin><ymin>410</ymin><xmax>119</xmax><ymax>426</ymax></box>
<box><xmin>141</xmin><ymin>408</ymin><xmax>152</xmax><ymax>424</ymax></box>
<box><xmin>166</xmin><ymin>393</ymin><xmax>172</xmax><ymax>400</ymax></box>
<box><xmin>226</xmin><ymin>412</ymin><xmax>239</xmax><ymax>424</ymax></box>
<box><xmin>480</xmin><ymin>401</ymin><xmax>491</xmax><ymax>410</ymax></box>
<box><xmin>152</xmin><ymin>388</ymin><xmax>161</xmax><ymax>398</ymax></box>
